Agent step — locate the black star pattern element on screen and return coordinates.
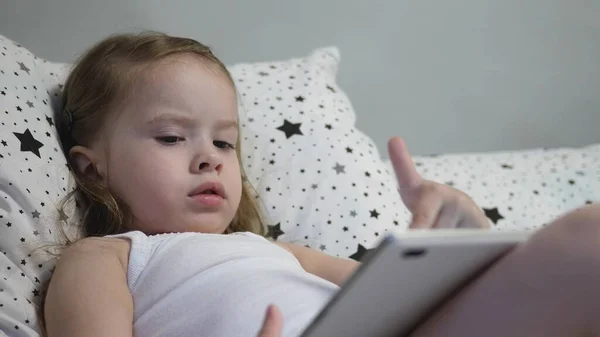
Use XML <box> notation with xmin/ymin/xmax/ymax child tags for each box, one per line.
<box><xmin>333</xmin><ymin>163</ymin><xmax>345</xmax><ymax>174</ymax></box>
<box><xmin>267</xmin><ymin>223</ymin><xmax>285</xmax><ymax>240</ymax></box>
<box><xmin>45</xmin><ymin>115</ymin><xmax>54</xmax><ymax>127</ymax></box>
<box><xmin>295</xmin><ymin>95</ymin><xmax>305</xmax><ymax>102</ymax></box>
<box><xmin>13</xmin><ymin>129</ymin><xmax>43</xmax><ymax>158</ymax></box>
<box><xmin>58</xmin><ymin>208</ymin><xmax>69</xmax><ymax>222</ymax></box>
<box><xmin>326</xmin><ymin>85</ymin><xmax>336</xmax><ymax>93</ymax></box>
<box><xmin>349</xmin><ymin>244</ymin><xmax>372</xmax><ymax>261</ymax></box>
<box><xmin>31</xmin><ymin>210</ymin><xmax>40</xmax><ymax>218</ymax></box>
<box><xmin>483</xmin><ymin>207</ymin><xmax>504</xmax><ymax>224</ymax></box>
<box><xmin>276</xmin><ymin>120</ymin><xmax>303</xmax><ymax>139</ymax></box>
<box><xmin>17</xmin><ymin>61</ymin><xmax>30</xmax><ymax>74</ymax></box>
<box><xmin>369</xmin><ymin>209</ymin><xmax>380</xmax><ymax>219</ymax></box>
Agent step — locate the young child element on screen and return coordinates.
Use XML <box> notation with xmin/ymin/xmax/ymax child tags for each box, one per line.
<box><xmin>43</xmin><ymin>32</ymin><xmax>600</xmax><ymax>337</ymax></box>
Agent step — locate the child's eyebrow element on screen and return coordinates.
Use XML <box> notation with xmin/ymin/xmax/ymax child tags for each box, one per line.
<box><xmin>145</xmin><ymin>113</ymin><xmax>238</xmax><ymax>130</ymax></box>
<box><xmin>146</xmin><ymin>113</ymin><xmax>196</xmax><ymax>125</ymax></box>
<box><xmin>215</xmin><ymin>120</ymin><xmax>239</xmax><ymax>130</ymax></box>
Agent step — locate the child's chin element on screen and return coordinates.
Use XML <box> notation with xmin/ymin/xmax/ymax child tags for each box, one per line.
<box><xmin>183</xmin><ymin>217</ymin><xmax>230</xmax><ymax>234</ymax></box>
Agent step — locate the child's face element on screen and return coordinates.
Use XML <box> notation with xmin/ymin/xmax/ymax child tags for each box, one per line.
<box><xmin>90</xmin><ymin>55</ymin><xmax>242</xmax><ymax>234</ymax></box>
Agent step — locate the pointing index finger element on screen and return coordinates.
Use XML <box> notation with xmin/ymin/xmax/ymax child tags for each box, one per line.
<box><xmin>388</xmin><ymin>137</ymin><xmax>423</xmax><ymax>190</ymax></box>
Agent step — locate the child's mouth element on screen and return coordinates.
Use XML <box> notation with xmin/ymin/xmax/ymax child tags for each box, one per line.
<box><xmin>190</xmin><ymin>193</ymin><xmax>224</xmax><ymax>207</ymax></box>
<box><xmin>188</xmin><ymin>181</ymin><xmax>226</xmax><ymax>207</ymax></box>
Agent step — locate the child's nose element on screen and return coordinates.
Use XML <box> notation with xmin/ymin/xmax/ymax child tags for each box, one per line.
<box><xmin>192</xmin><ymin>153</ymin><xmax>223</xmax><ymax>173</ymax></box>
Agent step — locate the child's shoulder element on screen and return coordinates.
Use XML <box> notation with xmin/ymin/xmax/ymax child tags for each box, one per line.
<box><xmin>67</xmin><ymin>235</ymin><xmax>131</xmax><ymax>254</ymax></box>
<box><xmin>61</xmin><ymin>236</ymin><xmax>131</xmax><ymax>271</ymax></box>
<box><xmin>46</xmin><ymin>236</ymin><xmax>134</xmax><ymax>335</ymax></box>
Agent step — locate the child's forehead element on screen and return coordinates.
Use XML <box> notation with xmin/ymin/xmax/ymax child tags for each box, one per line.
<box><xmin>120</xmin><ymin>55</ymin><xmax>238</xmax><ymax>123</ymax></box>
<box><xmin>145</xmin><ymin>54</ymin><xmax>226</xmax><ymax>81</ymax></box>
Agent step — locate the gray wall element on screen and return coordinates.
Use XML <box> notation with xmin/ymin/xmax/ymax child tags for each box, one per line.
<box><xmin>1</xmin><ymin>0</ymin><xmax>599</xmax><ymax>157</ymax></box>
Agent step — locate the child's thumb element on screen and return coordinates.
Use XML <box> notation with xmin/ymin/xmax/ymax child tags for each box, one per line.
<box><xmin>257</xmin><ymin>304</ymin><xmax>283</xmax><ymax>337</ymax></box>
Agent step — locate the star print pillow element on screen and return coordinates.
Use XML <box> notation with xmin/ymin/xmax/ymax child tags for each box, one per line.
<box><xmin>0</xmin><ymin>35</ymin><xmax>73</xmax><ymax>335</ymax></box>
<box><xmin>229</xmin><ymin>47</ymin><xmax>406</xmax><ymax>258</ymax></box>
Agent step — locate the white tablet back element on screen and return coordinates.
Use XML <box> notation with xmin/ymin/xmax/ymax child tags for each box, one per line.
<box><xmin>302</xmin><ymin>230</ymin><xmax>531</xmax><ymax>337</ymax></box>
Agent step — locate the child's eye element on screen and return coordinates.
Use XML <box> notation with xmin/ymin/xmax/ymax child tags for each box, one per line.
<box><xmin>213</xmin><ymin>140</ymin><xmax>235</xmax><ymax>150</ymax></box>
<box><xmin>156</xmin><ymin>136</ymin><xmax>185</xmax><ymax>144</ymax></box>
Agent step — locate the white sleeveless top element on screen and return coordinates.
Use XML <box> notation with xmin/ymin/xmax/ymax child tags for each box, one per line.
<box><xmin>110</xmin><ymin>231</ymin><xmax>339</xmax><ymax>337</ymax></box>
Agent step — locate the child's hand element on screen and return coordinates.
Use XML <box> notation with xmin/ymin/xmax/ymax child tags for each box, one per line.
<box><xmin>257</xmin><ymin>304</ymin><xmax>283</xmax><ymax>337</ymax></box>
<box><xmin>388</xmin><ymin>137</ymin><xmax>490</xmax><ymax>229</ymax></box>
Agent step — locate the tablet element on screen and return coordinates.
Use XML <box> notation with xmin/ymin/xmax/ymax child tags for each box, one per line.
<box><xmin>301</xmin><ymin>229</ymin><xmax>532</xmax><ymax>337</ymax></box>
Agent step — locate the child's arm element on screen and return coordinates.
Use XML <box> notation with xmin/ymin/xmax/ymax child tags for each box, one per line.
<box><xmin>276</xmin><ymin>242</ymin><xmax>359</xmax><ymax>286</ymax></box>
<box><xmin>44</xmin><ymin>237</ymin><xmax>133</xmax><ymax>337</ymax></box>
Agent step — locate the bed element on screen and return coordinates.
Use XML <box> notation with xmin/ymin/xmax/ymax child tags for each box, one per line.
<box><xmin>0</xmin><ymin>33</ymin><xmax>599</xmax><ymax>336</ymax></box>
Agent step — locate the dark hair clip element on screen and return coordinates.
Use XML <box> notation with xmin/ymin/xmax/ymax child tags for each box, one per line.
<box><xmin>63</xmin><ymin>108</ymin><xmax>74</xmax><ymax>133</ymax></box>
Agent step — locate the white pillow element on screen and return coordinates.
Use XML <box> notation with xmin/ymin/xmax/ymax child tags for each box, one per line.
<box><xmin>230</xmin><ymin>47</ymin><xmax>405</xmax><ymax>257</ymax></box>
<box><xmin>0</xmin><ymin>35</ymin><xmax>405</xmax><ymax>335</ymax></box>
<box><xmin>0</xmin><ymin>35</ymin><xmax>70</xmax><ymax>336</ymax></box>
<box><xmin>230</xmin><ymin>48</ymin><xmax>406</xmax><ymax>256</ymax></box>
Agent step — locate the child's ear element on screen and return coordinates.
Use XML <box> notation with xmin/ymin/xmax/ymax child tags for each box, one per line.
<box><xmin>68</xmin><ymin>145</ymin><xmax>107</xmax><ymax>183</ymax></box>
